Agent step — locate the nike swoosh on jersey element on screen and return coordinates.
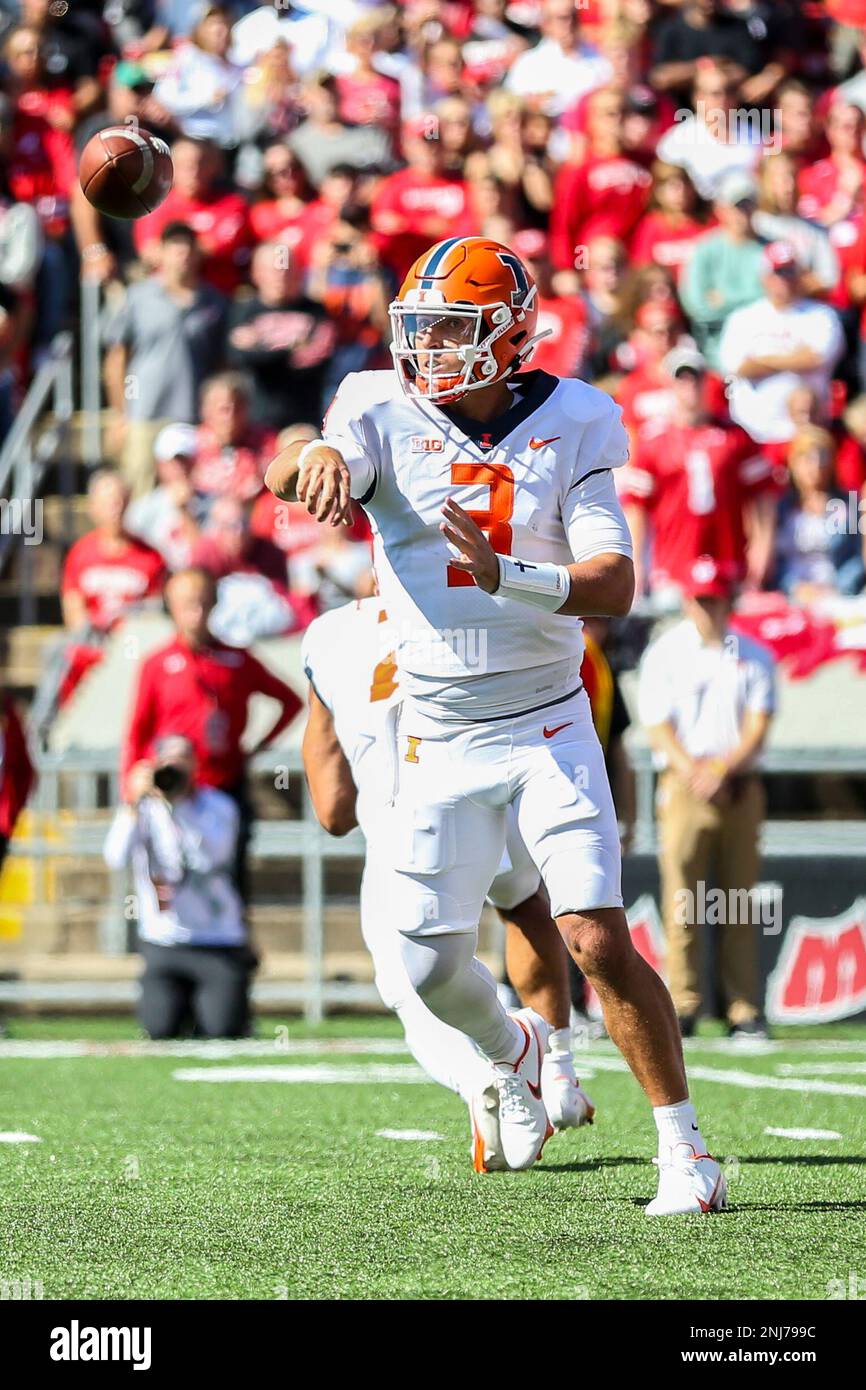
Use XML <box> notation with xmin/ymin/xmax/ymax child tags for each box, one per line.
<box><xmin>542</xmin><ymin>721</ymin><xmax>573</xmax><ymax>738</ymax></box>
<box><xmin>529</xmin><ymin>436</ymin><xmax>561</xmax><ymax>449</ymax></box>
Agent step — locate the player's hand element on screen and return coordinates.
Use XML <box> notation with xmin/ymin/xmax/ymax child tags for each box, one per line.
<box><xmin>296</xmin><ymin>445</ymin><xmax>353</xmax><ymax>527</ymax></box>
<box><xmin>440</xmin><ymin>498</ymin><xmax>499</xmax><ymax>592</ymax></box>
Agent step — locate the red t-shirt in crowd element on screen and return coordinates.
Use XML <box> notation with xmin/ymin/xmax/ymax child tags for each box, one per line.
<box><xmin>549</xmin><ymin>154</ymin><xmax>652</xmax><ymax>271</ymax></box>
<box><xmin>248</xmin><ymin>198</ymin><xmax>334</xmax><ymax>270</ymax></box>
<box><xmin>530</xmin><ymin>294</ymin><xmax>589</xmax><ymax>377</ymax></box>
<box><xmin>122</xmin><ymin>636</ymin><xmax>303</xmax><ymax>791</ymax></box>
<box><xmin>836</xmin><ymin>433</ymin><xmax>866</xmax><ymax>491</ymax></box>
<box><xmin>9</xmin><ymin>88</ymin><xmax>76</xmax><ymax>236</ymax></box>
<box><xmin>370</xmin><ymin>169</ymin><xmax>477</xmax><ymax>280</ymax></box>
<box><xmin>619</xmin><ymin>419</ymin><xmax>781</xmax><ymax>588</ymax></box>
<box><xmin>62</xmin><ymin>531</ymin><xmax>166</xmax><ymax>631</ymax></box>
<box><xmin>630</xmin><ymin>212</ymin><xmax>708</xmax><ymax>281</ymax></box>
<box><xmin>191</xmin><ymin>423</ymin><xmax>277</xmax><ymax>502</ymax></box>
<box><xmin>798</xmin><ymin>157</ymin><xmax>864</xmax><ymax>308</ymax></box>
<box><xmin>134</xmin><ymin>187</ymin><xmax>254</xmax><ymax>294</ymax></box>
<box><xmin>336</xmin><ymin>70</ymin><xmax>401</xmax><ymax>142</ymax></box>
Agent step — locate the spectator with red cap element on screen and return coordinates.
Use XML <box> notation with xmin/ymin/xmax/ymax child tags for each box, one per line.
<box><xmin>638</xmin><ymin>553</ymin><xmax>776</xmax><ymax>1038</ymax></box>
<box><xmin>191</xmin><ymin>372</ymin><xmax>278</xmax><ymax>503</ymax></box>
<box><xmin>122</xmin><ymin>566</ymin><xmax>303</xmax><ymax>901</ymax></box>
<box><xmin>680</xmin><ymin>169</ymin><xmax>765</xmax><ymax>368</ymax></box>
<box><xmin>719</xmin><ymin>241</ymin><xmax>845</xmax><ymax>444</ymax></box>
<box><xmin>621</xmin><ymin>346</ymin><xmax>779</xmax><ymax>603</ymax></box>
<box><xmin>134</xmin><ymin>137</ymin><xmax>255</xmax><ymax>296</ymax></box>
<box><xmin>511</xmin><ymin>228</ymin><xmax>588</xmax><ymax>379</ymax></box>
<box><xmin>370</xmin><ymin>118</ymin><xmax>477</xmax><ymax>283</ymax></box>
<box><xmin>549</xmin><ymin>86</ymin><xmax>652</xmax><ymax>287</ymax></box>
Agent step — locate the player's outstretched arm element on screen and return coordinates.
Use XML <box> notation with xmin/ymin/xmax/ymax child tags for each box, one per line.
<box><xmin>265</xmin><ymin>439</ymin><xmax>354</xmax><ymax>527</ymax></box>
<box><xmin>441</xmin><ymin>499</ymin><xmax>634</xmax><ymax>617</ymax></box>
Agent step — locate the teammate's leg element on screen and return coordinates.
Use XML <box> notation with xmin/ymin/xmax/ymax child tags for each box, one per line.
<box><xmin>516</xmin><ymin>704</ymin><xmax>725</xmax><ymax>1211</ymax></box>
<box><xmin>500</xmin><ymin>890</ymin><xmax>596</xmax><ymax>1129</ymax></box>
<box><xmin>501</xmin><ymin>892</ymin><xmax>570</xmax><ymax>1032</ymax></box>
<box><xmin>360</xmin><ymin>858</ymin><xmax>492</xmax><ymax>1101</ymax></box>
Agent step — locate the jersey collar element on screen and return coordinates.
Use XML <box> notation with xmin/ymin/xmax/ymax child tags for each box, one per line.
<box><xmin>430</xmin><ymin>370</ymin><xmax>560</xmax><ymax>451</ymax></box>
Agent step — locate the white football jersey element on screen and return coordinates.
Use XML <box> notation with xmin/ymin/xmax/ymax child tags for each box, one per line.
<box><xmin>302</xmin><ymin>597</ymin><xmax>401</xmax><ymax>831</ymax></box>
<box><xmin>322</xmin><ymin>368</ymin><xmax>632</xmax><ymax>717</ymax></box>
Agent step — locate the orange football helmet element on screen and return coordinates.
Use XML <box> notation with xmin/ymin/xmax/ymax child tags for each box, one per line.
<box><xmin>389</xmin><ymin>236</ymin><xmax>546</xmax><ymax>404</ymax></box>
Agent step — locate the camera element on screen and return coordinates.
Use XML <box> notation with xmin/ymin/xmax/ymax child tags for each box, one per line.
<box><xmin>153</xmin><ymin>764</ymin><xmax>190</xmax><ymax>796</ymax></box>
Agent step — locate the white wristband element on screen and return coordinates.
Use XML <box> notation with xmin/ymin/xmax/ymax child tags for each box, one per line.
<box><xmin>495</xmin><ymin>555</ymin><xmax>570</xmax><ymax>611</ymax></box>
<box><xmin>297</xmin><ymin>438</ymin><xmax>328</xmax><ymax>467</ymax></box>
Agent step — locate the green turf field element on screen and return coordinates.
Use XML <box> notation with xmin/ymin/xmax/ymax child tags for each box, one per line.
<box><xmin>1</xmin><ymin>1016</ymin><xmax>864</xmax><ymax>1301</ymax></box>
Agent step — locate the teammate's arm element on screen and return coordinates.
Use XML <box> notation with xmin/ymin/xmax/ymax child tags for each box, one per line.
<box><xmin>301</xmin><ymin>686</ymin><xmax>359</xmax><ymax>836</ymax></box>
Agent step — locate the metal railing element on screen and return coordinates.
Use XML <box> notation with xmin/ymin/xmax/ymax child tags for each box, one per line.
<box><xmin>0</xmin><ymin>332</ymin><xmax>75</xmax><ymax>624</ymax></box>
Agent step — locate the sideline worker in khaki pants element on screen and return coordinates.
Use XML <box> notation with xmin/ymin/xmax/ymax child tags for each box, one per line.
<box><xmin>637</xmin><ymin>558</ymin><xmax>776</xmax><ymax>1038</ymax></box>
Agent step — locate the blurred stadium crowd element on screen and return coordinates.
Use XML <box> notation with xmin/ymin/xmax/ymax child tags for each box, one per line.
<box><xmin>1</xmin><ymin>0</ymin><xmax>866</xmax><ymax>676</ymax></box>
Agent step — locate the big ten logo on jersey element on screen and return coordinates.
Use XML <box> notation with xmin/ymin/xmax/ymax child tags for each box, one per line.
<box><xmin>411</xmin><ymin>437</ymin><xmax>444</xmax><ymax>453</ymax></box>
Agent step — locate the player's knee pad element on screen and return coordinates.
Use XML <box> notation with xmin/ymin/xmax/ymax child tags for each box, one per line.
<box><xmin>399</xmin><ymin>931</ymin><xmax>475</xmax><ymax>1002</ymax></box>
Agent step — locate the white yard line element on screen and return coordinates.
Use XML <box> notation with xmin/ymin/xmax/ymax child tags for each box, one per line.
<box><xmin>375</xmin><ymin>1129</ymin><xmax>445</xmax><ymax>1141</ymax></box>
<box><xmin>775</xmin><ymin>1062</ymin><xmax>866</xmax><ymax>1075</ymax></box>
<box><xmin>172</xmin><ymin>1064</ymin><xmax>429</xmax><ymax>1084</ymax></box>
<box><xmin>588</xmin><ymin>1054</ymin><xmax>866</xmax><ymax>1098</ymax></box>
<box><xmin>765</xmin><ymin>1127</ymin><xmax>843</xmax><ymax>1140</ymax></box>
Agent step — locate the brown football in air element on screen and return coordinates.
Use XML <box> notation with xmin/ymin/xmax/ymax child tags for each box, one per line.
<box><xmin>79</xmin><ymin>126</ymin><xmax>174</xmax><ymax>220</ymax></box>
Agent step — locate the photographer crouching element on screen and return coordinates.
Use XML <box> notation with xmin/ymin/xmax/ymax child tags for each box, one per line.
<box><xmin>104</xmin><ymin>735</ymin><xmax>256</xmax><ymax>1039</ymax></box>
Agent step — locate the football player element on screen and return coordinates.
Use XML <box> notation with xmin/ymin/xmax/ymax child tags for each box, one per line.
<box><xmin>301</xmin><ymin>595</ymin><xmax>595</xmax><ymax>1172</ymax></box>
<box><xmin>267</xmin><ymin>236</ymin><xmax>725</xmax><ymax>1214</ymax></box>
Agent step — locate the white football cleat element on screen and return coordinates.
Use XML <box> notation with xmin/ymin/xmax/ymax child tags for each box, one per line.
<box><xmin>469</xmin><ymin>1081</ymin><xmax>507</xmax><ymax>1173</ymax></box>
<box><xmin>645</xmin><ymin>1142</ymin><xmax>727</xmax><ymax>1216</ymax></box>
<box><xmin>541</xmin><ymin>1059</ymin><xmax>595</xmax><ymax>1132</ymax></box>
<box><xmin>494</xmin><ymin>1008</ymin><xmax>553</xmax><ymax>1171</ymax></box>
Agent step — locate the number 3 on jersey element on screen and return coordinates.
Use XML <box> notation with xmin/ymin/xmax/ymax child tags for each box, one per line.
<box><xmin>446</xmin><ymin>461</ymin><xmax>515</xmax><ymax>587</ymax></box>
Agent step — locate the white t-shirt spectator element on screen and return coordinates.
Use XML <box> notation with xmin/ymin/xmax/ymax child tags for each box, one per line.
<box><xmin>655</xmin><ymin>114</ymin><xmax>761</xmax><ymax>201</ymax></box>
<box><xmin>153</xmin><ymin>43</ymin><xmax>244</xmax><ymax>146</ymax></box>
<box><xmin>505</xmin><ymin>38</ymin><xmax>611</xmax><ymax>117</ymax></box>
<box><xmin>718</xmin><ymin>297</ymin><xmax>844</xmax><ymax>444</ymax></box>
<box><xmin>638</xmin><ymin>619</ymin><xmax>776</xmax><ymax>766</ymax></box>
<box><xmin>103</xmin><ymin>788</ymin><xmax>245</xmax><ymax>947</ymax></box>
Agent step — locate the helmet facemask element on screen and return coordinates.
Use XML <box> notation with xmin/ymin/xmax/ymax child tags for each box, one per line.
<box><xmin>389</xmin><ymin>288</ymin><xmax>535</xmax><ymax>404</ymax></box>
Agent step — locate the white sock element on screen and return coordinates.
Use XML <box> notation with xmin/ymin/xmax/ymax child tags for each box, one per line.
<box><xmin>547</xmin><ymin>1025</ymin><xmax>572</xmax><ymax>1059</ymax></box>
<box><xmin>653</xmin><ymin>1099</ymin><xmax>707</xmax><ymax>1156</ymax></box>
<box><xmin>544</xmin><ymin>1026</ymin><xmax>577</xmax><ymax>1080</ymax></box>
